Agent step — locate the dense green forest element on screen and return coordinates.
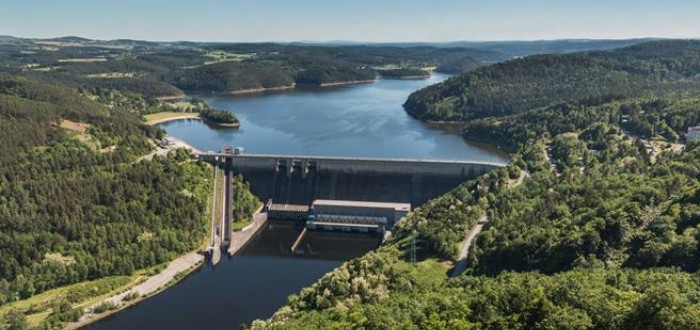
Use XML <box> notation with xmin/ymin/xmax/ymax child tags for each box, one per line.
<box><xmin>251</xmin><ymin>42</ymin><xmax>700</xmax><ymax>329</ymax></box>
<box><xmin>253</xmin><ymin>95</ymin><xmax>700</xmax><ymax>329</ymax></box>
<box><xmin>404</xmin><ymin>40</ymin><xmax>700</xmax><ymax>121</ymax></box>
<box><xmin>0</xmin><ymin>76</ymin><xmax>212</xmax><ymax>328</ymax></box>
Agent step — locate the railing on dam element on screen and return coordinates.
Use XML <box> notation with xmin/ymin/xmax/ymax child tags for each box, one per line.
<box><xmin>194</xmin><ymin>152</ymin><xmax>505</xmax><ymax>176</ymax></box>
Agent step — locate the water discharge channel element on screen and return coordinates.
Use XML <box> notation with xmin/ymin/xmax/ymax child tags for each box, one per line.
<box><xmin>87</xmin><ymin>74</ymin><xmax>509</xmax><ymax>329</ymax></box>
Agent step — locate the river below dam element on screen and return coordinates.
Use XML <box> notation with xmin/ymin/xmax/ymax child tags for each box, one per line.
<box><xmin>87</xmin><ymin>74</ymin><xmax>509</xmax><ymax>329</ymax></box>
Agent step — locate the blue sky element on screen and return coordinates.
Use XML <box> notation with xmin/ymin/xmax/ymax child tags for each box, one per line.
<box><xmin>1</xmin><ymin>0</ymin><xmax>699</xmax><ymax>42</ymax></box>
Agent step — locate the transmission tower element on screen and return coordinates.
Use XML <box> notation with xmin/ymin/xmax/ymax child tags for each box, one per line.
<box><xmin>410</xmin><ymin>229</ymin><xmax>417</xmax><ymax>266</ymax></box>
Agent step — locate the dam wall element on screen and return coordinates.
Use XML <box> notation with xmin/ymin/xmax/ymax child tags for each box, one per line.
<box><xmin>196</xmin><ymin>153</ymin><xmax>504</xmax><ymax>207</ymax></box>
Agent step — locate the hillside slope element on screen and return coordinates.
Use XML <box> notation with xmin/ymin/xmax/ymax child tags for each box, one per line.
<box><xmin>404</xmin><ymin>40</ymin><xmax>700</xmax><ymax>121</ymax></box>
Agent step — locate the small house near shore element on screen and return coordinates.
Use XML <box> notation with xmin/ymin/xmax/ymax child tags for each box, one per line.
<box><xmin>687</xmin><ymin>126</ymin><xmax>700</xmax><ymax>142</ymax></box>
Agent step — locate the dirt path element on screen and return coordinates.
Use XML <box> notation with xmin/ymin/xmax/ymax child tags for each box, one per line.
<box><xmin>451</xmin><ymin>213</ymin><xmax>488</xmax><ymax>277</ymax></box>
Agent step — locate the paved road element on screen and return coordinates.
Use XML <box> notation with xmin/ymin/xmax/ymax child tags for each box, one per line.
<box><xmin>451</xmin><ymin>170</ymin><xmax>528</xmax><ymax>277</ymax></box>
<box><xmin>450</xmin><ymin>213</ymin><xmax>487</xmax><ymax>277</ymax></box>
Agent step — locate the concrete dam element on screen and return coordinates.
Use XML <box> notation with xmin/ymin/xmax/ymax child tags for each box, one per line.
<box><xmin>197</xmin><ymin>152</ymin><xmax>504</xmax><ymax>215</ymax></box>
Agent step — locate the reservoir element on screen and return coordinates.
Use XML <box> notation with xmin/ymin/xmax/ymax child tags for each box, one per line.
<box><xmin>88</xmin><ymin>74</ymin><xmax>508</xmax><ymax>329</ymax></box>
<box><xmin>159</xmin><ymin>73</ymin><xmax>508</xmax><ymax>162</ymax></box>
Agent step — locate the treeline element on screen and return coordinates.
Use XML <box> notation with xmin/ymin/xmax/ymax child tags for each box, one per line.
<box><xmin>404</xmin><ymin>40</ymin><xmax>700</xmax><ymax>121</ymax></box>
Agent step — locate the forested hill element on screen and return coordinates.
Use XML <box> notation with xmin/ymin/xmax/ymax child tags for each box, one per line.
<box><xmin>0</xmin><ymin>75</ymin><xmax>211</xmax><ymax>328</ymax></box>
<box><xmin>0</xmin><ymin>36</ymin><xmax>497</xmax><ymax>96</ymax></box>
<box><xmin>403</xmin><ymin>40</ymin><xmax>700</xmax><ymax>121</ymax></box>
<box><xmin>252</xmin><ymin>96</ymin><xmax>700</xmax><ymax>329</ymax></box>
<box><xmin>166</xmin><ymin>55</ymin><xmax>377</xmax><ymax>93</ymax></box>
<box><xmin>251</xmin><ymin>41</ymin><xmax>700</xmax><ymax>329</ymax></box>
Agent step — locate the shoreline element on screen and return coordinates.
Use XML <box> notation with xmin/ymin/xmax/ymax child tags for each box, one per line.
<box><xmin>145</xmin><ymin>113</ymin><xmax>201</xmax><ymax>125</ymax></box>
<box><xmin>202</xmin><ymin>118</ymin><xmax>241</xmax><ymax>128</ymax></box>
<box><xmin>66</xmin><ymin>252</ymin><xmax>205</xmax><ymax>329</ymax></box>
<box><xmin>145</xmin><ymin>113</ymin><xmax>240</xmax><ymax>129</ymax></box>
<box><xmin>380</xmin><ymin>75</ymin><xmax>430</xmax><ymax>80</ymax></box>
<box><xmin>156</xmin><ymin>94</ymin><xmax>186</xmax><ymax>102</ymax></box>
<box><xmin>317</xmin><ymin>79</ymin><xmax>377</xmax><ymax>87</ymax></box>
<box><xmin>229</xmin><ymin>84</ymin><xmax>296</xmax><ymax>95</ymax></box>
<box><xmin>224</xmin><ymin>79</ymin><xmax>378</xmax><ymax>95</ymax></box>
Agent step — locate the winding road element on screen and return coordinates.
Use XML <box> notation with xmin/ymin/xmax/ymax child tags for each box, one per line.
<box><xmin>450</xmin><ymin>170</ymin><xmax>528</xmax><ymax>277</ymax></box>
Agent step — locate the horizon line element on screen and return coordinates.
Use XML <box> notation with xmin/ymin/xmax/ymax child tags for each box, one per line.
<box><xmin>3</xmin><ymin>34</ymin><xmax>696</xmax><ymax>45</ymax></box>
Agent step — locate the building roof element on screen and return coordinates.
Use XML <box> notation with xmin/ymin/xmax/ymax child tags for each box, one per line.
<box><xmin>312</xmin><ymin>199</ymin><xmax>410</xmax><ymax>211</ymax></box>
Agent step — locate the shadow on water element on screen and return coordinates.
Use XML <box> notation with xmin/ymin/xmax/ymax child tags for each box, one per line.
<box><xmin>86</xmin><ymin>220</ymin><xmax>379</xmax><ymax>330</ymax></box>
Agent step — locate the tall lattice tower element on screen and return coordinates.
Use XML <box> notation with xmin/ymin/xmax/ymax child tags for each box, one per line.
<box><xmin>410</xmin><ymin>229</ymin><xmax>417</xmax><ymax>266</ymax></box>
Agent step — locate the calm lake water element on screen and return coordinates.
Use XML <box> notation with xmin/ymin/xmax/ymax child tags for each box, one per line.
<box><xmin>89</xmin><ymin>74</ymin><xmax>509</xmax><ymax>329</ymax></box>
<box><xmin>159</xmin><ymin>73</ymin><xmax>509</xmax><ymax>162</ymax></box>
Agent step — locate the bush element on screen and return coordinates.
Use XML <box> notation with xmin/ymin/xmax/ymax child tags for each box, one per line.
<box><xmin>92</xmin><ymin>301</ymin><xmax>119</xmax><ymax>314</ymax></box>
<box><xmin>121</xmin><ymin>291</ymin><xmax>140</xmax><ymax>302</ymax></box>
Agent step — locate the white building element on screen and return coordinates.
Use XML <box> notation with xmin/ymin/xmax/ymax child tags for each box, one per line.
<box><xmin>687</xmin><ymin>126</ymin><xmax>700</xmax><ymax>142</ymax></box>
<box><xmin>162</xmin><ymin>137</ymin><xmax>177</xmax><ymax>146</ymax></box>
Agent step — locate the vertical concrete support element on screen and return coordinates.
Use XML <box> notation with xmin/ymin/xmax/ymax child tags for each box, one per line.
<box><xmin>329</xmin><ymin>171</ymin><xmax>339</xmax><ymax>200</ymax></box>
<box><xmin>224</xmin><ymin>157</ymin><xmax>234</xmax><ymax>246</ymax></box>
<box><xmin>410</xmin><ymin>173</ymin><xmax>421</xmax><ymax>204</ymax></box>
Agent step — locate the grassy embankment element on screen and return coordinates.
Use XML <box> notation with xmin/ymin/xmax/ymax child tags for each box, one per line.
<box><xmin>0</xmin><ymin>274</ymin><xmax>138</xmax><ymax>327</ymax></box>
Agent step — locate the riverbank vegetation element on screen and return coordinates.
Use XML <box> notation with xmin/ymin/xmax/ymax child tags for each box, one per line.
<box><xmin>251</xmin><ymin>40</ymin><xmax>700</xmax><ymax>329</ymax></box>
